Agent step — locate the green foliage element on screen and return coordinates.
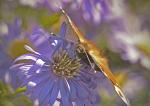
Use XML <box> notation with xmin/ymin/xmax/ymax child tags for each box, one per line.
<box><xmin>132</xmin><ymin>88</ymin><xmax>150</xmax><ymax>106</ymax></box>
<box><xmin>39</xmin><ymin>13</ymin><xmax>60</xmax><ymax>29</ymax></box>
<box><xmin>0</xmin><ymin>0</ymin><xmax>61</xmax><ymax>30</ymax></box>
<box><xmin>129</xmin><ymin>0</ymin><xmax>150</xmax><ymax>13</ymax></box>
<box><xmin>0</xmin><ymin>81</ymin><xmax>32</xmax><ymax>106</ymax></box>
<box><xmin>100</xmin><ymin>89</ymin><xmax>116</xmax><ymax>106</ymax></box>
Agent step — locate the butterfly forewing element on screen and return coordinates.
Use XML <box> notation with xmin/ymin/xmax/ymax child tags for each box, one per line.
<box><xmin>60</xmin><ymin>8</ymin><xmax>130</xmax><ymax>106</ymax></box>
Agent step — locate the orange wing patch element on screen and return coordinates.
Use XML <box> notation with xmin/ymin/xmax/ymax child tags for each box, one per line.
<box><xmin>60</xmin><ymin>7</ymin><xmax>131</xmax><ymax>106</ymax></box>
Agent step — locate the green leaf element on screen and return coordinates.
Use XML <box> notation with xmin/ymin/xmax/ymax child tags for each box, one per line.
<box><xmin>39</xmin><ymin>13</ymin><xmax>60</xmax><ymax>29</ymax></box>
<box><xmin>0</xmin><ymin>81</ymin><xmax>33</xmax><ymax>106</ymax></box>
<box><xmin>14</xmin><ymin>86</ymin><xmax>27</xmax><ymax>95</ymax></box>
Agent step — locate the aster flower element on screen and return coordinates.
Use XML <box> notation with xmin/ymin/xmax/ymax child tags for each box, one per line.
<box><xmin>12</xmin><ymin>22</ymin><xmax>102</xmax><ymax>105</ymax></box>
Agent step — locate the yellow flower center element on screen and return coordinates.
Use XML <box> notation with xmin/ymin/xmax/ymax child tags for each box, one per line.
<box><xmin>52</xmin><ymin>49</ymin><xmax>82</xmax><ymax>78</ymax></box>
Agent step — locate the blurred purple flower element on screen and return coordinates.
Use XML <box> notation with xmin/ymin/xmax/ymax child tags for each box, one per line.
<box><xmin>0</xmin><ymin>19</ymin><xmax>22</xmax><ymax>86</ymax></box>
<box><xmin>109</xmin><ymin>10</ymin><xmax>150</xmax><ymax>69</ymax></box>
<box><xmin>12</xmin><ymin>22</ymin><xmax>101</xmax><ymax>105</ymax></box>
<box><xmin>123</xmin><ymin>72</ymin><xmax>147</xmax><ymax>100</ymax></box>
<box><xmin>0</xmin><ymin>19</ymin><xmax>22</xmax><ymax>48</ymax></box>
<box><xmin>68</xmin><ymin>0</ymin><xmax>109</xmax><ymax>25</ymax></box>
<box><xmin>19</xmin><ymin>0</ymin><xmax>41</xmax><ymax>7</ymax></box>
<box><xmin>106</xmin><ymin>0</ymin><xmax>127</xmax><ymax>20</ymax></box>
<box><xmin>26</xmin><ymin>0</ymin><xmax>109</xmax><ymax>26</ymax></box>
<box><xmin>0</xmin><ymin>19</ymin><xmax>47</xmax><ymax>87</ymax></box>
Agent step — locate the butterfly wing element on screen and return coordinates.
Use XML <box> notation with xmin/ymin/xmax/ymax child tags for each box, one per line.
<box><xmin>89</xmin><ymin>51</ymin><xmax>130</xmax><ymax>106</ymax></box>
<box><xmin>60</xmin><ymin>8</ymin><xmax>86</xmax><ymax>44</ymax></box>
<box><xmin>60</xmin><ymin>8</ymin><xmax>130</xmax><ymax>106</ymax></box>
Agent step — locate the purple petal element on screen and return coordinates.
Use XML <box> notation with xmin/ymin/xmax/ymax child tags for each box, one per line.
<box><xmin>40</xmin><ymin>76</ymin><xmax>59</xmax><ymax>106</ymax></box>
<box><xmin>59</xmin><ymin>79</ymin><xmax>72</xmax><ymax>106</ymax></box>
<box><xmin>40</xmin><ymin>79</ymin><xmax>55</xmax><ymax>106</ymax></box>
<box><xmin>26</xmin><ymin>73</ymin><xmax>51</xmax><ymax>99</ymax></box>
<box><xmin>38</xmin><ymin>78</ymin><xmax>55</xmax><ymax>104</ymax></box>
<box><xmin>49</xmin><ymin>78</ymin><xmax>59</xmax><ymax>105</ymax></box>
<box><xmin>29</xmin><ymin>28</ymin><xmax>54</xmax><ymax>59</ymax></box>
<box><xmin>59</xmin><ymin>22</ymin><xmax>67</xmax><ymax>38</ymax></box>
<box><xmin>14</xmin><ymin>54</ymin><xmax>38</xmax><ymax>63</ymax></box>
<box><xmin>73</xmin><ymin>81</ymin><xmax>89</xmax><ymax>99</ymax></box>
<box><xmin>68</xmin><ymin>80</ymin><xmax>77</xmax><ymax>101</ymax></box>
<box><xmin>10</xmin><ymin>63</ymin><xmax>28</xmax><ymax>70</ymax></box>
<box><xmin>21</xmin><ymin>71</ymin><xmax>49</xmax><ymax>86</ymax></box>
<box><xmin>24</xmin><ymin>45</ymin><xmax>41</xmax><ymax>55</ymax></box>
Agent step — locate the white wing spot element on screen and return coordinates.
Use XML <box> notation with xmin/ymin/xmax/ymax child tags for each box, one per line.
<box><xmin>114</xmin><ymin>85</ymin><xmax>130</xmax><ymax>106</ymax></box>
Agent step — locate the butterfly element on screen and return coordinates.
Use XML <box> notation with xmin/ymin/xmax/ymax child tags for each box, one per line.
<box><xmin>59</xmin><ymin>7</ymin><xmax>131</xmax><ymax>106</ymax></box>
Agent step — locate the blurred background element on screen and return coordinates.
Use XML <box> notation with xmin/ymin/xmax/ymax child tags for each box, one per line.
<box><xmin>0</xmin><ymin>0</ymin><xmax>150</xmax><ymax>106</ymax></box>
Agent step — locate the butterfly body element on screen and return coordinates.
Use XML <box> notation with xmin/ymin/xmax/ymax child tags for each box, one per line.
<box><xmin>60</xmin><ymin>8</ymin><xmax>131</xmax><ymax>106</ymax></box>
<box><xmin>77</xmin><ymin>30</ymin><xmax>131</xmax><ymax>106</ymax></box>
<box><xmin>76</xmin><ymin>31</ymin><xmax>118</xmax><ymax>85</ymax></box>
